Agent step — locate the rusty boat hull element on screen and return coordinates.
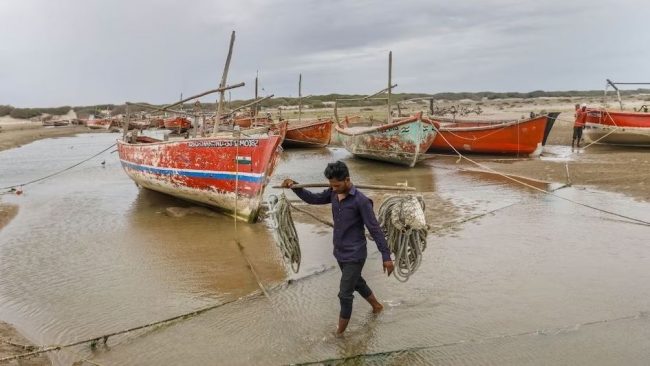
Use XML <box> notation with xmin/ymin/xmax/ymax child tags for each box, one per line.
<box><xmin>163</xmin><ymin>117</ymin><xmax>192</xmax><ymax>132</ymax></box>
<box><xmin>584</xmin><ymin>109</ymin><xmax>650</xmax><ymax>146</ymax></box>
<box><xmin>117</xmin><ymin>134</ymin><xmax>282</xmax><ymax>222</ymax></box>
<box><xmin>86</xmin><ymin>119</ymin><xmax>115</xmax><ymax>130</ymax></box>
<box><xmin>426</xmin><ymin>115</ymin><xmax>551</xmax><ymax>156</ymax></box>
<box><xmin>283</xmin><ymin>119</ymin><xmax>333</xmax><ymax>148</ymax></box>
<box><xmin>335</xmin><ymin>114</ymin><xmax>436</xmax><ymax>167</ymax></box>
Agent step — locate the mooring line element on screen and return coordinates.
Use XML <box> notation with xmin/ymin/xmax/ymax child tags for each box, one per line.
<box><xmin>0</xmin><ymin>143</ymin><xmax>117</xmax><ymax>191</ymax></box>
<box><xmin>0</xmin><ymin>293</ymin><xmax>259</xmax><ymax>364</ymax></box>
<box><xmin>429</xmin><ymin>124</ymin><xmax>650</xmax><ymax>226</ymax></box>
<box><xmin>288</xmin><ymin>311</ymin><xmax>647</xmax><ymax>365</ymax></box>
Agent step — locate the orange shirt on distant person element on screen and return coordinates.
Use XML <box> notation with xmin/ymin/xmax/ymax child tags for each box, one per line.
<box><xmin>574</xmin><ymin>109</ymin><xmax>587</xmax><ymax>127</ymax></box>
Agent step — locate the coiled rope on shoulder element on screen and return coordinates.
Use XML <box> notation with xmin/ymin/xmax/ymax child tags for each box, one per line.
<box><xmin>378</xmin><ymin>195</ymin><xmax>428</xmax><ymax>282</ymax></box>
<box><xmin>266</xmin><ymin>193</ymin><xmax>301</xmax><ymax>273</ymax></box>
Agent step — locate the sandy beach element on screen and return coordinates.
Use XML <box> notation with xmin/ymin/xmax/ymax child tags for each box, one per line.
<box><xmin>0</xmin><ymin>97</ymin><xmax>648</xmax><ymax>364</ymax></box>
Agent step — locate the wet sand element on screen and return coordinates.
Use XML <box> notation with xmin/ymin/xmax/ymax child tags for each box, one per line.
<box><xmin>0</xmin><ymin>101</ymin><xmax>649</xmax><ymax>365</ymax></box>
<box><xmin>0</xmin><ymin>322</ymin><xmax>48</xmax><ymax>365</ymax></box>
<box><xmin>0</xmin><ymin>122</ymin><xmax>91</xmax><ymax>153</ymax></box>
<box><xmin>0</xmin><ymin>121</ymin><xmax>93</xmax><ymax>363</ymax></box>
<box><xmin>442</xmin><ymin>112</ymin><xmax>650</xmax><ymax>202</ymax></box>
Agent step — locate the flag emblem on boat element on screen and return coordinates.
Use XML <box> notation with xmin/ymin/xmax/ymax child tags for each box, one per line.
<box><xmin>235</xmin><ymin>156</ymin><xmax>252</xmax><ymax>165</ymax></box>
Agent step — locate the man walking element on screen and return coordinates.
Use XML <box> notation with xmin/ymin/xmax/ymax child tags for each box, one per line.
<box><xmin>281</xmin><ymin>161</ymin><xmax>394</xmax><ymax>335</ymax></box>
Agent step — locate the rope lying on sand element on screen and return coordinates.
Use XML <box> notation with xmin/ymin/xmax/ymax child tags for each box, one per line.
<box><xmin>430</xmin><ymin>123</ymin><xmax>650</xmax><ymax>227</ymax></box>
<box><xmin>289</xmin><ymin>310</ymin><xmax>649</xmax><ymax>365</ymax></box>
<box><xmin>267</xmin><ymin>192</ymin><xmax>429</xmax><ymax>281</ymax></box>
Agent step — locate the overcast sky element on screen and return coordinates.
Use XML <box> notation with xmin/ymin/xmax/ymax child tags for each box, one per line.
<box><xmin>1</xmin><ymin>0</ymin><xmax>649</xmax><ymax>107</ymax></box>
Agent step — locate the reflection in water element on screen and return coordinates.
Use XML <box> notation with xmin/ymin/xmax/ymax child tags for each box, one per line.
<box><xmin>1</xmin><ymin>135</ymin><xmax>649</xmax><ymax>365</ymax></box>
<box><xmin>125</xmin><ymin>188</ymin><xmax>286</xmax><ymax>298</ymax></box>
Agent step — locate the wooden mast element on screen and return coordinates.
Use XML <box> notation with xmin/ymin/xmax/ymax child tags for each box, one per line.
<box><xmin>387</xmin><ymin>51</ymin><xmax>392</xmax><ymax>124</ymax></box>
<box><xmin>298</xmin><ymin>73</ymin><xmax>302</xmax><ymax>123</ymax></box>
<box><xmin>213</xmin><ymin>31</ymin><xmax>236</xmax><ymax>135</ymax></box>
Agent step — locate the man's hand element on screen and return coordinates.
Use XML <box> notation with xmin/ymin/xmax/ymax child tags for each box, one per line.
<box><xmin>383</xmin><ymin>260</ymin><xmax>394</xmax><ymax>277</ymax></box>
<box><xmin>280</xmin><ymin>178</ymin><xmax>296</xmax><ymax>188</ymax></box>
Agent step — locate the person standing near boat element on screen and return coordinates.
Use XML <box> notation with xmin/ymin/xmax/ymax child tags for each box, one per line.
<box><xmin>572</xmin><ymin>103</ymin><xmax>588</xmax><ymax>150</ymax></box>
<box><xmin>281</xmin><ymin>161</ymin><xmax>394</xmax><ymax>336</ymax></box>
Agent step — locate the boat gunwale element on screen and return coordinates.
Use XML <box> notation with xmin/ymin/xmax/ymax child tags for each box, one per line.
<box><xmin>423</xmin><ymin>115</ymin><xmax>548</xmax><ymax>133</ymax></box>
<box><xmin>335</xmin><ymin>113</ymin><xmax>423</xmax><ymax>136</ymax></box>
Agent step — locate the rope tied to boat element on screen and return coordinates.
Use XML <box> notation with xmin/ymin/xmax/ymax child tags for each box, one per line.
<box><xmin>378</xmin><ymin>195</ymin><xmax>428</xmax><ymax>282</ymax></box>
<box><xmin>266</xmin><ymin>190</ymin><xmax>429</xmax><ymax>281</ymax></box>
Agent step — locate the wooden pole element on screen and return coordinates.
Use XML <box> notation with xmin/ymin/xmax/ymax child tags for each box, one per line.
<box><xmin>158</xmin><ymin>83</ymin><xmax>245</xmax><ymax>111</ymax></box>
<box><xmin>254</xmin><ymin>74</ymin><xmax>259</xmax><ymax>125</ymax></box>
<box><xmin>213</xmin><ymin>31</ymin><xmax>236</xmax><ymax>135</ymax></box>
<box><xmin>362</xmin><ymin>84</ymin><xmax>397</xmax><ymax>100</ymax></box>
<box><xmin>227</xmin><ymin>95</ymin><xmax>274</xmax><ymax>116</ymax></box>
<box><xmin>273</xmin><ymin>183</ymin><xmax>416</xmax><ymax>191</ymax></box>
<box><xmin>123</xmin><ymin>105</ymin><xmax>130</xmax><ymax>140</ymax></box>
<box><xmin>387</xmin><ymin>51</ymin><xmax>392</xmax><ymax>124</ymax></box>
<box><xmin>126</xmin><ymin>102</ymin><xmax>194</xmax><ymax>117</ymax></box>
<box><xmin>298</xmin><ymin>73</ymin><xmax>302</xmax><ymax>123</ymax></box>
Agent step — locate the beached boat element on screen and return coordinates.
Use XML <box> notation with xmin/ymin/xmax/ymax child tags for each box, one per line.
<box><xmin>584</xmin><ymin>108</ymin><xmax>650</xmax><ymax>146</ymax></box>
<box><xmin>283</xmin><ymin>119</ymin><xmax>332</xmax><ymax>148</ymax></box>
<box><xmin>425</xmin><ymin>114</ymin><xmax>555</xmax><ymax>156</ymax></box>
<box><xmin>335</xmin><ymin>113</ymin><xmax>436</xmax><ymax>167</ymax></box>
<box><xmin>163</xmin><ymin>117</ymin><xmax>192</xmax><ymax>132</ymax></box>
<box><xmin>86</xmin><ymin>119</ymin><xmax>116</xmax><ymax>130</ymax></box>
<box><xmin>117</xmin><ymin>132</ymin><xmax>282</xmax><ymax>222</ymax></box>
<box><xmin>118</xmin><ymin>31</ymin><xmax>284</xmax><ymax>222</ymax></box>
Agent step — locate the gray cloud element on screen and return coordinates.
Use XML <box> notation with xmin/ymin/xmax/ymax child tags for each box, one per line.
<box><xmin>1</xmin><ymin>0</ymin><xmax>648</xmax><ymax>107</ymax></box>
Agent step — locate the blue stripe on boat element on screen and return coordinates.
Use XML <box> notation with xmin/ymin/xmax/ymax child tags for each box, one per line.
<box><xmin>121</xmin><ymin>161</ymin><xmax>264</xmax><ymax>183</ymax></box>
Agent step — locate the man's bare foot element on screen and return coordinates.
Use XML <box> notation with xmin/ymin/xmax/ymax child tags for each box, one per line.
<box><xmin>364</xmin><ymin>293</ymin><xmax>384</xmax><ymax>313</ymax></box>
<box><xmin>372</xmin><ymin>302</ymin><xmax>384</xmax><ymax>314</ymax></box>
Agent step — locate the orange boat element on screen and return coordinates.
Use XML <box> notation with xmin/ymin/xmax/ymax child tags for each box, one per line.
<box><xmin>283</xmin><ymin>118</ymin><xmax>332</xmax><ymax>148</ymax></box>
<box><xmin>86</xmin><ymin>118</ymin><xmax>116</xmax><ymax>130</ymax></box>
<box><xmin>163</xmin><ymin>117</ymin><xmax>192</xmax><ymax>132</ymax></box>
<box><xmin>233</xmin><ymin>115</ymin><xmax>272</xmax><ymax>128</ymax></box>
<box><xmin>425</xmin><ymin>115</ymin><xmax>553</xmax><ymax>156</ymax></box>
<box><xmin>584</xmin><ymin>108</ymin><xmax>650</xmax><ymax>146</ymax></box>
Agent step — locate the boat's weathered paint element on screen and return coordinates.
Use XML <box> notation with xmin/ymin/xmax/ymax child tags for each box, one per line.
<box><xmin>584</xmin><ymin>109</ymin><xmax>650</xmax><ymax>146</ymax></box>
<box><xmin>163</xmin><ymin>117</ymin><xmax>192</xmax><ymax>132</ymax></box>
<box><xmin>86</xmin><ymin>119</ymin><xmax>115</xmax><ymax>130</ymax></box>
<box><xmin>335</xmin><ymin>113</ymin><xmax>436</xmax><ymax>167</ymax></box>
<box><xmin>117</xmin><ymin>134</ymin><xmax>282</xmax><ymax>222</ymax></box>
<box><xmin>233</xmin><ymin>116</ymin><xmax>272</xmax><ymax>128</ymax></box>
<box><xmin>283</xmin><ymin>119</ymin><xmax>333</xmax><ymax>148</ymax></box>
<box><xmin>426</xmin><ymin>115</ymin><xmax>549</xmax><ymax>156</ymax></box>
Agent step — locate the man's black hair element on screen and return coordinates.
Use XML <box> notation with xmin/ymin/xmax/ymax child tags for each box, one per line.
<box><xmin>324</xmin><ymin>161</ymin><xmax>350</xmax><ymax>181</ymax></box>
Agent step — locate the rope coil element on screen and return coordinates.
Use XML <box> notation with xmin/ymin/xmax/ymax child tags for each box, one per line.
<box><xmin>266</xmin><ymin>193</ymin><xmax>301</xmax><ymax>273</ymax></box>
<box><xmin>267</xmin><ymin>191</ymin><xmax>429</xmax><ymax>281</ymax></box>
<box><xmin>378</xmin><ymin>195</ymin><xmax>428</xmax><ymax>282</ymax></box>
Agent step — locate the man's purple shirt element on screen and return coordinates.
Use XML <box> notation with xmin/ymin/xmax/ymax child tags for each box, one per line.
<box><xmin>291</xmin><ymin>185</ymin><xmax>392</xmax><ymax>263</ymax></box>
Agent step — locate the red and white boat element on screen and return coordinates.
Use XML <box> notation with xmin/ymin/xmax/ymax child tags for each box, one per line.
<box><xmin>425</xmin><ymin>114</ymin><xmax>554</xmax><ymax>156</ymax></box>
<box><xmin>117</xmin><ymin>132</ymin><xmax>282</xmax><ymax>222</ymax></box>
<box><xmin>118</xmin><ymin>31</ymin><xmax>284</xmax><ymax>222</ymax></box>
<box><xmin>283</xmin><ymin>118</ymin><xmax>332</xmax><ymax>148</ymax></box>
<box><xmin>584</xmin><ymin>108</ymin><xmax>650</xmax><ymax>146</ymax></box>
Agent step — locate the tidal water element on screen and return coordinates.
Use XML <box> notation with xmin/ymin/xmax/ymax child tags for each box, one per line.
<box><xmin>1</xmin><ymin>132</ymin><xmax>649</xmax><ymax>365</ymax></box>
